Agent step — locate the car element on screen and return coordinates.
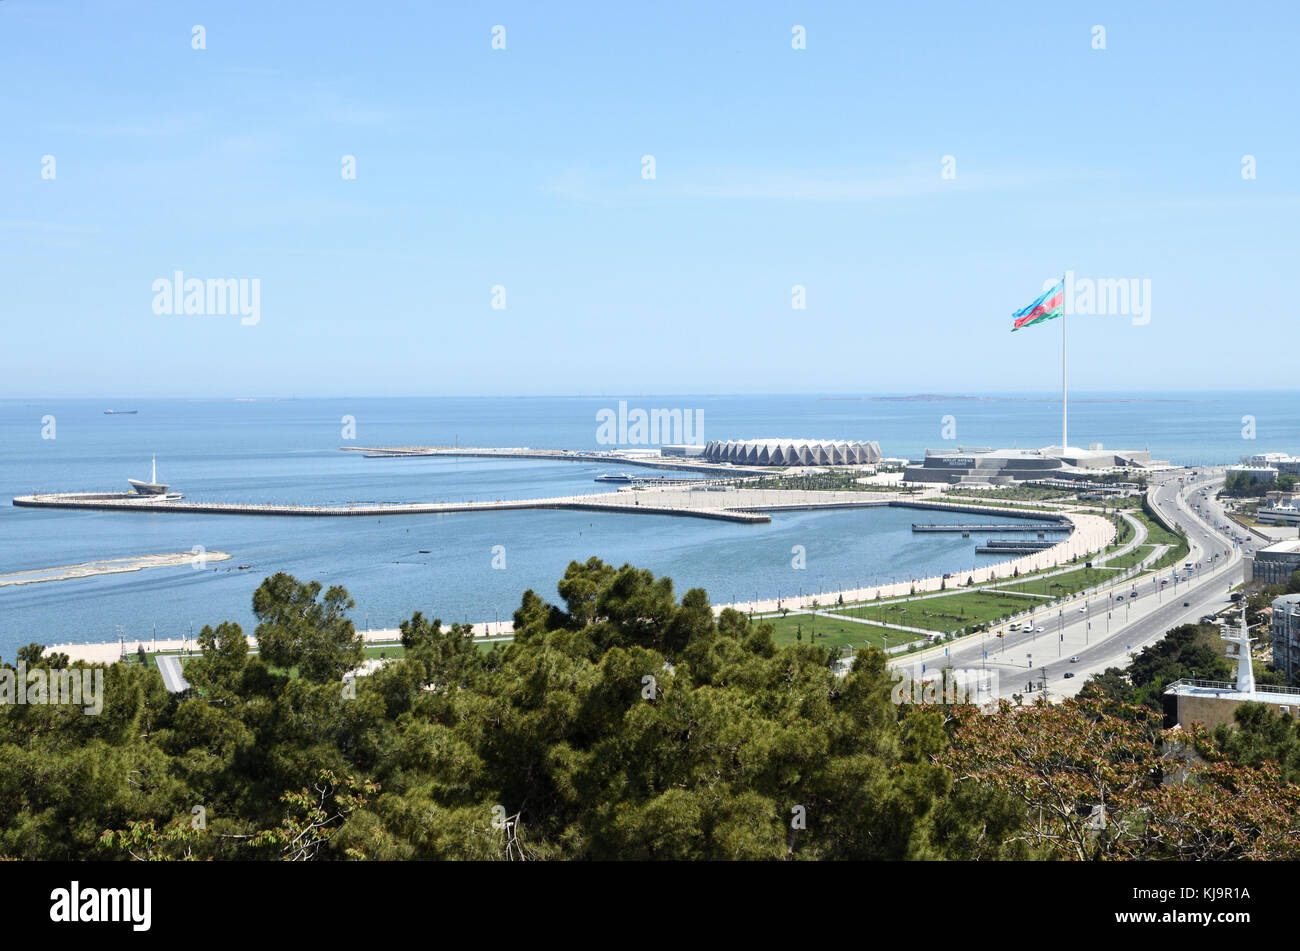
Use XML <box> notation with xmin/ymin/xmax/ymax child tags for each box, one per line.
<box><xmin>1035</xmin><ymin>626</ymin><xmax>1044</xmax><ymax>633</ymax></box>
<box><xmin>1116</xmin><ymin>595</ymin><xmax>1124</xmax><ymax>601</ymax></box>
<box><xmin>1078</xmin><ymin>607</ymin><xmax>1087</xmax><ymax>613</ymax></box>
<box><xmin>1183</xmin><ymin>601</ymin><xmax>1190</xmax><ymax>607</ymax></box>
<box><xmin>1070</xmin><ymin>655</ymin><xmax>1079</xmax><ymax>663</ymax></box>
<box><xmin>1063</xmin><ymin>672</ymin><xmax>1075</xmax><ymax>679</ymax></box>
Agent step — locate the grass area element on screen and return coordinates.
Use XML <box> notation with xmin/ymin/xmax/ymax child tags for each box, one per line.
<box><xmin>764</xmin><ymin>612</ymin><xmax>904</xmax><ymax>651</ymax></box>
<box><xmin>754</xmin><ymin>471</ymin><xmax>919</xmax><ymax>493</ymax></box>
<box><xmin>838</xmin><ymin>589</ymin><xmax>1042</xmax><ymax>634</ymax></box>
<box><xmin>994</xmin><ymin>566</ymin><xmax>1123</xmax><ymax>598</ymax></box>
<box><xmin>946</xmin><ymin>486</ymin><xmax>1076</xmax><ymax>503</ymax></box>
<box><xmin>933</xmin><ymin>495</ymin><xmax>1055</xmax><ymax>512</ymax></box>
<box><xmin>1136</xmin><ymin>510</ymin><xmax>1182</xmax><ymax>548</ymax></box>
<box><xmin>1072</xmin><ymin>495</ymin><xmax>1144</xmax><ymax>511</ymax></box>
<box><xmin>1150</xmin><ymin>538</ymin><xmax>1192</xmax><ymax>573</ymax></box>
<box><xmin>1101</xmin><ymin>544</ymin><xmax>1154</xmax><ymax>571</ymax></box>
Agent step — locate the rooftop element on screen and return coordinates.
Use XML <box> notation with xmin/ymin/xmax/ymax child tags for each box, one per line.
<box><xmin>1260</xmin><ymin>540</ymin><xmax>1300</xmax><ymax>554</ymax></box>
<box><xmin>1164</xmin><ymin>678</ymin><xmax>1300</xmax><ymax>701</ymax></box>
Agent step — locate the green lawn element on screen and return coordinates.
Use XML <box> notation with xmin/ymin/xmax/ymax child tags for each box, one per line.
<box><xmin>764</xmin><ymin>612</ymin><xmax>910</xmax><ymax>651</ymax></box>
<box><xmin>1150</xmin><ymin>538</ymin><xmax>1192</xmax><ymax>573</ymax></box>
<box><xmin>945</xmin><ymin>486</ymin><xmax>1076</xmax><ymax>503</ymax></box>
<box><xmin>838</xmin><ymin>589</ymin><xmax>1042</xmax><ymax>633</ymax></box>
<box><xmin>994</xmin><ymin>565</ymin><xmax>1122</xmax><ymax>597</ymax></box>
<box><xmin>1103</xmin><ymin>544</ymin><xmax>1155</xmax><ymax>571</ymax></box>
<box><xmin>934</xmin><ymin>496</ymin><xmax>1055</xmax><ymax>512</ymax></box>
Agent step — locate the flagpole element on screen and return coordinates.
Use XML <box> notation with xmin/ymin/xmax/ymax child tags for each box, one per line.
<box><xmin>1061</xmin><ymin>271</ymin><xmax>1067</xmax><ymax>452</ymax></box>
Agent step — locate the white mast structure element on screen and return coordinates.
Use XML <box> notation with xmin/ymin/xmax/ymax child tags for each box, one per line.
<box><xmin>1224</xmin><ymin>603</ymin><xmax>1256</xmax><ymax>695</ymax></box>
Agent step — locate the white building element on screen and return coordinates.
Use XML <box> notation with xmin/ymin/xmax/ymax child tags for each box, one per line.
<box><xmin>702</xmin><ymin>438</ymin><xmax>882</xmax><ymax>467</ymax></box>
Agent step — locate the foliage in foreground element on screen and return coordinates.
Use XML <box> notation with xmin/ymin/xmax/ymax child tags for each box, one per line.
<box><xmin>2</xmin><ymin>561</ymin><xmax>1298</xmax><ymax>859</ymax></box>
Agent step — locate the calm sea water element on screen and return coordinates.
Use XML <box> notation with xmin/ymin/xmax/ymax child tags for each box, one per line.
<box><xmin>1</xmin><ymin>393</ymin><xmax>1294</xmax><ymax>654</ymax></box>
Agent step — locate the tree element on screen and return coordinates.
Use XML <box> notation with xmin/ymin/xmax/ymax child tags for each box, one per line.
<box><xmin>15</xmin><ymin>560</ymin><xmax>1300</xmax><ymax>862</ymax></box>
<box><xmin>15</xmin><ymin>643</ymin><xmax>44</xmax><ymax>665</ymax></box>
<box><xmin>252</xmin><ymin>573</ymin><xmax>363</xmax><ymax>683</ymax></box>
<box><xmin>1212</xmin><ymin>702</ymin><xmax>1300</xmax><ymax>784</ymax></box>
<box><xmin>944</xmin><ymin>697</ymin><xmax>1300</xmax><ymax>860</ymax></box>
<box><xmin>185</xmin><ymin>621</ymin><xmax>249</xmax><ymax>698</ymax></box>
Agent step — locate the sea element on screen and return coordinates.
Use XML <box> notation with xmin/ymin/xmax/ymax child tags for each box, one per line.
<box><xmin>1</xmin><ymin>392</ymin><xmax>1294</xmax><ymax>656</ymax></box>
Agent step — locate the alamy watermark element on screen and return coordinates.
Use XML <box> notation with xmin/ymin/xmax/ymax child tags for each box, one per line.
<box><xmin>152</xmin><ymin>271</ymin><xmax>260</xmax><ymax>326</ymax></box>
<box><xmin>1</xmin><ymin>661</ymin><xmax>104</xmax><ymax>715</ymax></box>
<box><xmin>595</xmin><ymin>400</ymin><xmax>703</xmax><ymax>446</ymax></box>
<box><xmin>50</xmin><ymin>881</ymin><xmax>150</xmax><ymax>931</ymax></box>
<box><xmin>891</xmin><ymin>665</ymin><xmax>997</xmax><ymax>714</ymax></box>
<box><xmin>1044</xmin><ymin>270</ymin><xmax>1150</xmax><ymax>326</ymax></box>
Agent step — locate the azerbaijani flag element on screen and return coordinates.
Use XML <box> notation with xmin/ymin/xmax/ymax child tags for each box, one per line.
<box><xmin>1011</xmin><ymin>277</ymin><xmax>1064</xmax><ymax>332</ymax></box>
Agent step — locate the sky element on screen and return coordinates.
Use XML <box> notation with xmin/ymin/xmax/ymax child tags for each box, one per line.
<box><xmin>2</xmin><ymin>0</ymin><xmax>1297</xmax><ymax>398</ymax></box>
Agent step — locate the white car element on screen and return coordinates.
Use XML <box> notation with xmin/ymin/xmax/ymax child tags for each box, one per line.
<box><xmin>1035</xmin><ymin>626</ymin><xmax>1045</xmax><ymax>633</ymax></box>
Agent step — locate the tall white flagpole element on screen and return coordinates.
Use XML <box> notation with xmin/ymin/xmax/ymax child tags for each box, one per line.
<box><xmin>1061</xmin><ymin>272</ymin><xmax>1067</xmax><ymax>452</ymax></box>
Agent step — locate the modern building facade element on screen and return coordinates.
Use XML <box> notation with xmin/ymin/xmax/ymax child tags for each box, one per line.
<box><xmin>701</xmin><ymin>438</ymin><xmax>882</xmax><ymax>467</ymax></box>
<box><xmin>1272</xmin><ymin>593</ymin><xmax>1300</xmax><ymax>685</ymax></box>
<box><xmin>1257</xmin><ymin>503</ymin><xmax>1300</xmax><ymax>527</ymax></box>
<box><xmin>1248</xmin><ymin>453</ymin><xmax>1300</xmax><ymax>475</ymax></box>
<box><xmin>1227</xmin><ymin>465</ymin><xmax>1280</xmax><ymax>485</ymax></box>
<box><xmin>904</xmin><ymin>445</ymin><xmax>1162</xmax><ymax>485</ymax></box>
<box><xmin>1250</xmin><ymin>540</ymin><xmax>1300</xmax><ymax>585</ymax></box>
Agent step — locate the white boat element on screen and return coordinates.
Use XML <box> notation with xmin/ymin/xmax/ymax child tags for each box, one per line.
<box><xmin>127</xmin><ymin>456</ymin><xmax>170</xmax><ymax>496</ymax></box>
<box><xmin>594</xmin><ymin>473</ymin><xmax>636</xmax><ymax>483</ymax></box>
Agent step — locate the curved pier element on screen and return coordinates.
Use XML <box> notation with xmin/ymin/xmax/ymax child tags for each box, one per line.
<box><xmin>12</xmin><ymin>491</ymin><xmax>772</xmax><ymax>524</ymax></box>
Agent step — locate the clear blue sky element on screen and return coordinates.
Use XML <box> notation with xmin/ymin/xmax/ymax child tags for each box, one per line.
<box><xmin>2</xmin><ymin>0</ymin><xmax>1296</xmax><ymax>397</ymax></box>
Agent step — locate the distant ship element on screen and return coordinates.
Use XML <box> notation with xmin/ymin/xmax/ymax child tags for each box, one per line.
<box><xmin>127</xmin><ymin>456</ymin><xmax>169</xmax><ymax>496</ymax></box>
<box><xmin>104</xmin><ymin>409</ymin><xmax>138</xmax><ymax>415</ymax></box>
<box><xmin>594</xmin><ymin>473</ymin><xmax>636</xmax><ymax>483</ymax></box>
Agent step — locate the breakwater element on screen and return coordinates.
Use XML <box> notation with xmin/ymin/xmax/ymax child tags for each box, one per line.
<box><xmin>11</xmin><ymin>491</ymin><xmax>773</xmax><ymax>524</ymax></box>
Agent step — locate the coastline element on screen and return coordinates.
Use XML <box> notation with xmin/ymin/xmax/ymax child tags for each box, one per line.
<box><xmin>48</xmin><ymin>503</ymin><xmax>1113</xmax><ymax>665</ymax></box>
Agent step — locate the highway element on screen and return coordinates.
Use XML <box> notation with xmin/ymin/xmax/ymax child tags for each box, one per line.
<box><xmin>894</xmin><ymin>468</ymin><xmax>1252</xmax><ymax>700</ymax></box>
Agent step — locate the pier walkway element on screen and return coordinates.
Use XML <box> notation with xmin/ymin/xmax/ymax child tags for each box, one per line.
<box><xmin>11</xmin><ymin>491</ymin><xmax>773</xmax><ymax>524</ymax></box>
<box><xmin>911</xmin><ymin>522</ymin><xmax>1068</xmax><ymax>533</ymax></box>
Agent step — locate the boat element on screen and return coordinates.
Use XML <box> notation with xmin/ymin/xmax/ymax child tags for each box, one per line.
<box><xmin>127</xmin><ymin>456</ymin><xmax>170</xmax><ymax>496</ymax></box>
<box><xmin>594</xmin><ymin>473</ymin><xmax>636</xmax><ymax>483</ymax></box>
<box><xmin>104</xmin><ymin>409</ymin><xmax>138</xmax><ymax>415</ymax></box>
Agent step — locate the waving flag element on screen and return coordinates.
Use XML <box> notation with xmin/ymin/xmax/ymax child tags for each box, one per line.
<box><xmin>1011</xmin><ymin>278</ymin><xmax>1064</xmax><ymax>331</ymax></box>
